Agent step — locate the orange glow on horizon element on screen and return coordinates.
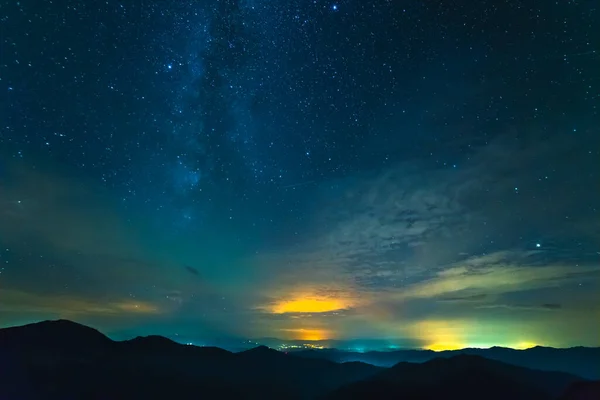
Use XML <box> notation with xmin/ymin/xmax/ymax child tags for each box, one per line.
<box><xmin>281</xmin><ymin>328</ymin><xmax>330</xmax><ymax>341</ymax></box>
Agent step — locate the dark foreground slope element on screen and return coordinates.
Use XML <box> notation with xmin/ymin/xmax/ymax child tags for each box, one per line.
<box><xmin>558</xmin><ymin>381</ymin><xmax>600</xmax><ymax>400</ymax></box>
<box><xmin>0</xmin><ymin>320</ymin><xmax>590</xmax><ymax>400</ymax></box>
<box><xmin>327</xmin><ymin>354</ymin><xmax>585</xmax><ymax>400</ymax></box>
<box><xmin>0</xmin><ymin>320</ymin><xmax>381</xmax><ymax>400</ymax></box>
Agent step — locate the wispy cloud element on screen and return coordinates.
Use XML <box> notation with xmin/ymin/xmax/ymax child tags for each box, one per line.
<box><xmin>244</xmin><ymin>133</ymin><xmax>600</xmax><ymax>344</ymax></box>
<box><xmin>437</xmin><ymin>293</ymin><xmax>488</xmax><ymax>302</ymax></box>
<box><xmin>393</xmin><ymin>252</ymin><xmax>600</xmax><ymax>301</ymax></box>
<box><xmin>0</xmin><ymin>289</ymin><xmax>162</xmax><ymax>317</ymax></box>
<box><xmin>477</xmin><ymin>303</ymin><xmax>562</xmax><ymax>311</ymax></box>
<box><xmin>184</xmin><ymin>265</ymin><xmax>200</xmax><ymax>275</ymax></box>
<box><xmin>0</xmin><ymin>160</ymin><xmax>139</xmax><ymax>257</ymax></box>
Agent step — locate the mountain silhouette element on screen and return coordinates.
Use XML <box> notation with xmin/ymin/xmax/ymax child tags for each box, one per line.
<box><xmin>327</xmin><ymin>354</ymin><xmax>585</xmax><ymax>400</ymax></box>
<box><xmin>292</xmin><ymin>345</ymin><xmax>600</xmax><ymax>379</ymax></box>
<box><xmin>0</xmin><ymin>320</ymin><xmax>381</xmax><ymax>399</ymax></box>
<box><xmin>0</xmin><ymin>320</ymin><xmax>592</xmax><ymax>400</ymax></box>
<box><xmin>238</xmin><ymin>344</ymin><xmax>284</xmax><ymax>358</ymax></box>
<box><xmin>0</xmin><ymin>319</ymin><xmax>113</xmax><ymax>353</ymax></box>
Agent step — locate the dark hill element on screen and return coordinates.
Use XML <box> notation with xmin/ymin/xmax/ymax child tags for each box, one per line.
<box><xmin>0</xmin><ymin>320</ymin><xmax>381</xmax><ymax>400</ymax></box>
<box><xmin>126</xmin><ymin>334</ymin><xmax>180</xmax><ymax>348</ymax></box>
<box><xmin>122</xmin><ymin>335</ymin><xmax>233</xmax><ymax>359</ymax></box>
<box><xmin>0</xmin><ymin>320</ymin><xmax>590</xmax><ymax>400</ymax></box>
<box><xmin>0</xmin><ymin>319</ymin><xmax>113</xmax><ymax>352</ymax></box>
<box><xmin>327</xmin><ymin>354</ymin><xmax>584</xmax><ymax>400</ymax></box>
<box><xmin>233</xmin><ymin>344</ymin><xmax>385</xmax><ymax>397</ymax></box>
<box><xmin>292</xmin><ymin>345</ymin><xmax>600</xmax><ymax>379</ymax></box>
<box><xmin>237</xmin><ymin>344</ymin><xmax>283</xmax><ymax>358</ymax></box>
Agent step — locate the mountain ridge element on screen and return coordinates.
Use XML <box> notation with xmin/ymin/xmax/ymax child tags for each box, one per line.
<box><xmin>0</xmin><ymin>320</ymin><xmax>595</xmax><ymax>400</ymax></box>
<box><xmin>291</xmin><ymin>345</ymin><xmax>600</xmax><ymax>379</ymax></box>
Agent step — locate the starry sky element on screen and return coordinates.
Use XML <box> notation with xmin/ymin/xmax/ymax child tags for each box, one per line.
<box><xmin>1</xmin><ymin>0</ymin><xmax>599</xmax><ymax>350</ymax></box>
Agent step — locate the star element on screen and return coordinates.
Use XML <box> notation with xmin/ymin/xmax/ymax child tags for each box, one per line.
<box><xmin>0</xmin><ymin>0</ymin><xmax>597</xmax><ymax>351</ymax></box>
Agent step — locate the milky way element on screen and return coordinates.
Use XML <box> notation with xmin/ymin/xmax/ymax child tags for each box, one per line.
<box><xmin>0</xmin><ymin>0</ymin><xmax>599</xmax><ymax>349</ymax></box>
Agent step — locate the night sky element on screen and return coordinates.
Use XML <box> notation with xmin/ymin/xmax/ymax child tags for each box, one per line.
<box><xmin>1</xmin><ymin>0</ymin><xmax>599</xmax><ymax>350</ymax></box>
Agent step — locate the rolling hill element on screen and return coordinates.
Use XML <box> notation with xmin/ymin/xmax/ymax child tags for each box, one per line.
<box><xmin>0</xmin><ymin>320</ymin><xmax>593</xmax><ymax>400</ymax></box>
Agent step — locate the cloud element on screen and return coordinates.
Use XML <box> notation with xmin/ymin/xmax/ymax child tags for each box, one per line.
<box><xmin>477</xmin><ymin>303</ymin><xmax>563</xmax><ymax>311</ymax></box>
<box><xmin>2</xmin><ymin>130</ymin><xmax>597</xmax><ymax>345</ymax></box>
<box><xmin>0</xmin><ymin>289</ymin><xmax>162</xmax><ymax>317</ymax></box>
<box><xmin>0</xmin><ymin>159</ymin><xmax>139</xmax><ymax>257</ymax></box>
<box><xmin>0</xmin><ymin>161</ymin><xmax>178</xmax><ymax>295</ymax></box>
<box><xmin>185</xmin><ymin>265</ymin><xmax>200</xmax><ymax>275</ymax></box>
<box><xmin>437</xmin><ymin>293</ymin><xmax>488</xmax><ymax>302</ymax></box>
<box><xmin>394</xmin><ymin>252</ymin><xmax>600</xmax><ymax>301</ymax></box>
<box><xmin>270</xmin><ymin>298</ymin><xmax>349</xmax><ymax>314</ymax></box>
<box><xmin>240</xmin><ymin>132</ymin><xmax>600</xmax><ymax>345</ymax></box>
<box><xmin>254</xmin><ymin>282</ymin><xmax>364</xmax><ymax>315</ymax></box>
<box><xmin>250</xmin><ymin>130</ymin><xmax>599</xmax><ymax>298</ymax></box>
<box><xmin>293</xmin><ymin>131</ymin><xmax>598</xmax><ymax>291</ymax></box>
<box><xmin>0</xmin><ymin>160</ymin><xmax>222</xmax><ymax>323</ymax></box>
<box><xmin>541</xmin><ymin>303</ymin><xmax>562</xmax><ymax>310</ymax></box>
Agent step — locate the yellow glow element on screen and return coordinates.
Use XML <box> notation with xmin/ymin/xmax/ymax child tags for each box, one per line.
<box><xmin>404</xmin><ymin>319</ymin><xmax>545</xmax><ymax>351</ymax></box>
<box><xmin>271</xmin><ymin>298</ymin><xmax>348</xmax><ymax>314</ymax></box>
<box><xmin>513</xmin><ymin>341</ymin><xmax>538</xmax><ymax>350</ymax></box>
<box><xmin>408</xmin><ymin>320</ymin><xmax>466</xmax><ymax>351</ymax></box>
<box><xmin>281</xmin><ymin>328</ymin><xmax>330</xmax><ymax>341</ymax></box>
<box><xmin>426</xmin><ymin>342</ymin><xmax>465</xmax><ymax>351</ymax></box>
